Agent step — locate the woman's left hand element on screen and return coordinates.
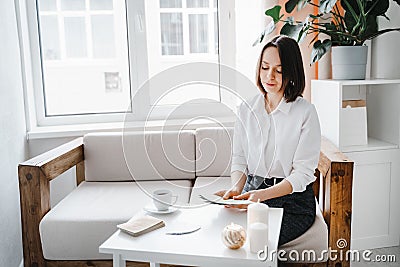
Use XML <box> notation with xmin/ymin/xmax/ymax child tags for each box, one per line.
<box><xmin>226</xmin><ymin>190</ymin><xmax>266</xmax><ymax>209</ymax></box>
<box><xmin>234</xmin><ymin>190</ymin><xmax>266</xmax><ymax>203</ymax></box>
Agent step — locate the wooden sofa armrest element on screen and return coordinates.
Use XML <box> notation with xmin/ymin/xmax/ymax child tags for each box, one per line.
<box><xmin>18</xmin><ymin>137</ymin><xmax>84</xmax><ymax>267</ymax></box>
<box><xmin>316</xmin><ymin>137</ymin><xmax>354</xmax><ymax>267</ymax></box>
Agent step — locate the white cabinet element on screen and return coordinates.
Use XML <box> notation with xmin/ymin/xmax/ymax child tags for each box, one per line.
<box><xmin>312</xmin><ymin>79</ymin><xmax>400</xmax><ymax>250</ymax></box>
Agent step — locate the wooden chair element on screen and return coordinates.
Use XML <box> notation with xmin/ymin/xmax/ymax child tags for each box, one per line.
<box><xmin>18</xmin><ymin>137</ymin><xmax>353</xmax><ymax>267</ymax></box>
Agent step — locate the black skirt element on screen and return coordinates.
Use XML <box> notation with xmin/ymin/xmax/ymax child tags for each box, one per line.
<box><xmin>243</xmin><ymin>175</ymin><xmax>316</xmax><ymax>246</ymax></box>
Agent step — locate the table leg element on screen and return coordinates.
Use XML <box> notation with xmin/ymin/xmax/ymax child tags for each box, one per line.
<box><xmin>150</xmin><ymin>263</ymin><xmax>161</xmax><ymax>267</ymax></box>
<box><xmin>113</xmin><ymin>253</ymin><xmax>126</xmax><ymax>267</ymax></box>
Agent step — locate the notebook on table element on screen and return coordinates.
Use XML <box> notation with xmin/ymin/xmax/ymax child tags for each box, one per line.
<box><xmin>117</xmin><ymin>215</ymin><xmax>165</xmax><ymax>237</ymax></box>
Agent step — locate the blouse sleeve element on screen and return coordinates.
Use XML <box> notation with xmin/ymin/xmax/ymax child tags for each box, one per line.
<box><xmin>285</xmin><ymin>104</ymin><xmax>321</xmax><ymax>193</ymax></box>
<box><xmin>230</xmin><ymin>105</ymin><xmax>248</xmax><ymax>175</ymax></box>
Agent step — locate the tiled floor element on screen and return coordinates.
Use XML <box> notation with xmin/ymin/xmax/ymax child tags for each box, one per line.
<box><xmin>350</xmin><ymin>246</ymin><xmax>400</xmax><ymax>267</ymax></box>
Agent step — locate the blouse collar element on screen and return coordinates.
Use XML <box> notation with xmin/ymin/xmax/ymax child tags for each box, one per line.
<box><xmin>256</xmin><ymin>93</ymin><xmax>293</xmax><ymax>115</ymax></box>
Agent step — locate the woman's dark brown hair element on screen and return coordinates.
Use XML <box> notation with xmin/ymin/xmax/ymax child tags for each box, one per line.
<box><xmin>255</xmin><ymin>35</ymin><xmax>305</xmax><ymax>102</ymax></box>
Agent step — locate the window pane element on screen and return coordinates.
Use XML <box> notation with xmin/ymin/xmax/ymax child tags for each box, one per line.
<box><xmin>187</xmin><ymin>0</ymin><xmax>208</xmax><ymax>8</ymax></box>
<box><xmin>40</xmin><ymin>3</ymin><xmax>131</xmax><ymax>116</ymax></box>
<box><xmin>159</xmin><ymin>0</ymin><xmax>182</xmax><ymax>8</ymax></box>
<box><xmin>90</xmin><ymin>0</ymin><xmax>113</xmax><ymax>10</ymax></box>
<box><xmin>160</xmin><ymin>13</ymin><xmax>183</xmax><ymax>55</ymax></box>
<box><xmin>38</xmin><ymin>0</ymin><xmax>57</xmax><ymax>11</ymax></box>
<box><xmin>146</xmin><ymin>0</ymin><xmax>220</xmax><ymax>107</ymax></box>
<box><xmin>39</xmin><ymin>15</ymin><xmax>61</xmax><ymax>60</ymax></box>
<box><xmin>189</xmin><ymin>14</ymin><xmax>208</xmax><ymax>53</ymax></box>
<box><xmin>64</xmin><ymin>17</ymin><xmax>87</xmax><ymax>58</ymax></box>
<box><xmin>213</xmin><ymin>0</ymin><xmax>217</xmax><ymax>8</ymax></box>
<box><xmin>91</xmin><ymin>15</ymin><xmax>115</xmax><ymax>58</ymax></box>
<box><xmin>61</xmin><ymin>0</ymin><xmax>85</xmax><ymax>10</ymax></box>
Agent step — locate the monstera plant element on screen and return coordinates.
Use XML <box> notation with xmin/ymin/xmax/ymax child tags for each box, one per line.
<box><xmin>256</xmin><ymin>0</ymin><xmax>400</xmax><ymax>65</ymax></box>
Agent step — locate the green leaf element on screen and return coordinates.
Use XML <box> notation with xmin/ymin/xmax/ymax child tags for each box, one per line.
<box><xmin>252</xmin><ymin>20</ymin><xmax>276</xmax><ymax>47</ymax></box>
<box><xmin>344</xmin><ymin>8</ymin><xmax>357</xmax><ymax>32</ymax></box>
<box><xmin>297</xmin><ymin>25</ymin><xmax>309</xmax><ymax>43</ymax></box>
<box><xmin>319</xmin><ymin>0</ymin><xmax>338</xmax><ymax>13</ymax></box>
<box><xmin>310</xmin><ymin>39</ymin><xmax>332</xmax><ymax>64</ymax></box>
<box><xmin>285</xmin><ymin>0</ymin><xmax>300</xmax><ymax>13</ymax></box>
<box><xmin>297</xmin><ymin>0</ymin><xmax>308</xmax><ymax>10</ymax></box>
<box><xmin>265</xmin><ymin>6</ymin><xmax>282</xmax><ymax>23</ymax></box>
<box><xmin>341</xmin><ymin>0</ymin><xmax>361</xmax><ymax>34</ymax></box>
<box><xmin>298</xmin><ymin>16</ymin><xmax>312</xmax><ymax>42</ymax></box>
<box><xmin>365</xmin><ymin>27</ymin><xmax>400</xmax><ymax>41</ymax></box>
<box><xmin>252</xmin><ymin>35</ymin><xmax>263</xmax><ymax>47</ymax></box>
<box><xmin>252</xmin><ymin>30</ymin><xmax>266</xmax><ymax>46</ymax></box>
<box><xmin>265</xmin><ymin>20</ymin><xmax>277</xmax><ymax>35</ymax></box>
<box><xmin>360</xmin><ymin>15</ymin><xmax>378</xmax><ymax>41</ymax></box>
<box><xmin>367</xmin><ymin>0</ymin><xmax>389</xmax><ymax>16</ymax></box>
<box><xmin>280</xmin><ymin>22</ymin><xmax>304</xmax><ymax>40</ymax></box>
<box><xmin>341</xmin><ymin>0</ymin><xmax>360</xmax><ymax>13</ymax></box>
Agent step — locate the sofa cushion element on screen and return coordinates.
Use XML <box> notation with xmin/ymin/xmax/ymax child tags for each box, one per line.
<box><xmin>195</xmin><ymin>127</ymin><xmax>233</xmax><ymax>177</ymax></box>
<box><xmin>84</xmin><ymin>131</ymin><xmax>196</xmax><ymax>182</ymax></box>
<box><xmin>190</xmin><ymin>176</ymin><xmax>232</xmax><ymax>205</ymax></box>
<box><xmin>40</xmin><ymin>180</ymin><xmax>191</xmax><ymax>260</ymax></box>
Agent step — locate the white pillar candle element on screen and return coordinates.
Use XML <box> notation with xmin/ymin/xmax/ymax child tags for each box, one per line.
<box><xmin>249</xmin><ymin>222</ymin><xmax>268</xmax><ymax>254</ymax></box>
<box><xmin>247</xmin><ymin>201</ymin><xmax>269</xmax><ymax>227</ymax></box>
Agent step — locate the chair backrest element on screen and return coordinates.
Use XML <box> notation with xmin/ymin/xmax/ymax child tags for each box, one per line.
<box><xmin>195</xmin><ymin>127</ymin><xmax>233</xmax><ymax>177</ymax></box>
<box><xmin>83</xmin><ymin>131</ymin><xmax>196</xmax><ymax>181</ymax></box>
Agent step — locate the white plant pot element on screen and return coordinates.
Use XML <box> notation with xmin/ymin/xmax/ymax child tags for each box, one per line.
<box><xmin>331</xmin><ymin>46</ymin><xmax>368</xmax><ymax>80</ymax></box>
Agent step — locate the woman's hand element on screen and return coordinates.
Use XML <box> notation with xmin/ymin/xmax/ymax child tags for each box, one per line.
<box><xmin>217</xmin><ymin>190</ymin><xmax>264</xmax><ymax>210</ymax></box>
<box><xmin>214</xmin><ymin>188</ymin><xmax>266</xmax><ymax>209</ymax></box>
<box><xmin>234</xmin><ymin>190</ymin><xmax>265</xmax><ymax>202</ymax></box>
<box><xmin>214</xmin><ymin>188</ymin><xmax>241</xmax><ymax>200</ymax></box>
<box><xmin>214</xmin><ymin>188</ymin><xmax>246</xmax><ymax>209</ymax></box>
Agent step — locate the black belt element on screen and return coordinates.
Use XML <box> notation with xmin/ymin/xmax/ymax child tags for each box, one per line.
<box><xmin>263</xmin><ymin>177</ymin><xmax>284</xmax><ymax>187</ymax></box>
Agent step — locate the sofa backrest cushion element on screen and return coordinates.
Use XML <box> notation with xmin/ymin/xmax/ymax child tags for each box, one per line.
<box><xmin>84</xmin><ymin>131</ymin><xmax>196</xmax><ymax>181</ymax></box>
<box><xmin>195</xmin><ymin>127</ymin><xmax>233</xmax><ymax>177</ymax></box>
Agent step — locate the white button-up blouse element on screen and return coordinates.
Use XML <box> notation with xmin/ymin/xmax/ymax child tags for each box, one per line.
<box><xmin>231</xmin><ymin>94</ymin><xmax>321</xmax><ymax>193</ymax></box>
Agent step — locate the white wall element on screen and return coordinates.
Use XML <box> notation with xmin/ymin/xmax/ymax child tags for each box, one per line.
<box><xmin>0</xmin><ymin>0</ymin><xmax>28</xmax><ymax>266</ymax></box>
<box><xmin>371</xmin><ymin>3</ymin><xmax>400</xmax><ymax>78</ymax></box>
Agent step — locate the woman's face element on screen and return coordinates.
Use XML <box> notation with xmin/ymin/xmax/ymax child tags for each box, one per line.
<box><xmin>259</xmin><ymin>46</ymin><xmax>283</xmax><ymax>96</ymax></box>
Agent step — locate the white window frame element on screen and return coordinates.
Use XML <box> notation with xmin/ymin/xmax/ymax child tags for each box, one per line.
<box><xmin>16</xmin><ymin>0</ymin><xmax>236</xmax><ymax>128</ymax></box>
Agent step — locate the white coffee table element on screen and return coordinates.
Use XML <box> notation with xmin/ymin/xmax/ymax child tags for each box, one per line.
<box><xmin>99</xmin><ymin>204</ymin><xmax>283</xmax><ymax>267</ymax></box>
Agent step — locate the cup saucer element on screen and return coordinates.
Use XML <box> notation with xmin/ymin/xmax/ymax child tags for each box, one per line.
<box><xmin>143</xmin><ymin>204</ymin><xmax>178</xmax><ymax>214</ymax></box>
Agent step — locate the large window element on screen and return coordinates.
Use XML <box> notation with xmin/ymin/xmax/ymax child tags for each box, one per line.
<box><xmin>22</xmin><ymin>0</ymin><xmax>234</xmax><ymax>126</ymax></box>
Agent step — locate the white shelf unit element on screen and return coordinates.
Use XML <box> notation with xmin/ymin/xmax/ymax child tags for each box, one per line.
<box><xmin>312</xmin><ymin>79</ymin><xmax>400</xmax><ymax>250</ymax></box>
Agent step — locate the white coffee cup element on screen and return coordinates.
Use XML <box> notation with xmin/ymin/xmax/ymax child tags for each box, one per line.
<box><xmin>153</xmin><ymin>189</ymin><xmax>178</xmax><ymax>211</ymax></box>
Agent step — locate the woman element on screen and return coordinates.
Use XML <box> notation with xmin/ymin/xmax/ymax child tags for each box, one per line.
<box><xmin>216</xmin><ymin>35</ymin><xmax>321</xmax><ymax>246</ymax></box>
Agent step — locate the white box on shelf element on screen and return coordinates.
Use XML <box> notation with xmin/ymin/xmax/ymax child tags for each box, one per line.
<box><xmin>340</xmin><ymin>100</ymin><xmax>368</xmax><ymax>147</ymax></box>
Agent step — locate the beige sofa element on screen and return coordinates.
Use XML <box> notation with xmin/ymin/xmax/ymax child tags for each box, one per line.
<box><xmin>19</xmin><ymin>127</ymin><xmax>354</xmax><ymax>267</ymax></box>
